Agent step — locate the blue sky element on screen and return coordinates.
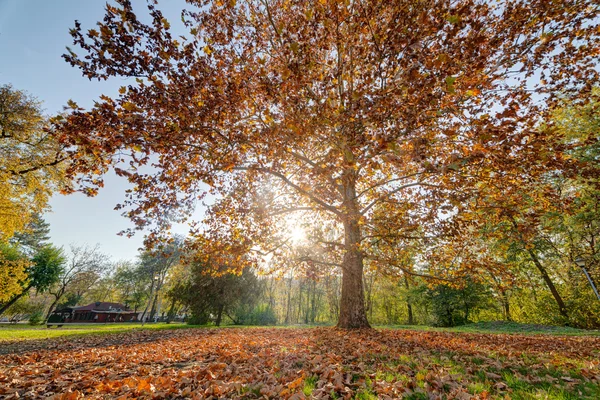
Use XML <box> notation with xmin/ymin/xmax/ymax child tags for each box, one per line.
<box><xmin>0</xmin><ymin>0</ymin><xmax>194</xmax><ymax>261</ymax></box>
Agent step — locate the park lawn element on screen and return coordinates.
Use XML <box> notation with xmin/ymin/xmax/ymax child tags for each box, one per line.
<box><xmin>1</xmin><ymin>320</ymin><xmax>598</xmax><ymax>343</ymax></box>
<box><xmin>1</xmin><ymin>327</ymin><xmax>599</xmax><ymax>399</ymax></box>
<box><xmin>379</xmin><ymin>321</ymin><xmax>600</xmax><ymax>337</ymax></box>
<box><xmin>0</xmin><ymin>322</ymin><xmax>192</xmax><ymax>341</ymax></box>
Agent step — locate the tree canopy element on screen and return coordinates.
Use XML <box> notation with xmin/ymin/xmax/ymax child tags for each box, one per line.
<box><xmin>0</xmin><ymin>85</ymin><xmax>67</xmax><ymax>240</ymax></box>
<box><xmin>0</xmin><ymin>242</ymin><xmax>29</xmax><ymax>304</ymax></box>
<box><xmin>11</xmin><ymin>213</ymin><xmax>52</xmax><ymax>256</ymax></box>
<box><xmin>57</xmin><ymin>0</ymin><xmax>600</xmax><ymax>327</ymax></box>
<box><xmin>0</xmin><ymin>244</ymin><xmax>64</xmax><ymax>317</ymax></box>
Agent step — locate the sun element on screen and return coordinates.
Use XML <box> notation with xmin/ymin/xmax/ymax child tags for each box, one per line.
<box><xmin>289</xmin><ymin>225</ymin><xmax>306</xmax><ymax>244</ymax></box>
<box><xmin>284</xmin><ymin>214</ymin><xmax>308</xmax><ymax>245</ymax></box>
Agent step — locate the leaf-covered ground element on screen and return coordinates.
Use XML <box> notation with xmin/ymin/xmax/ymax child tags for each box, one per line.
<box><xmin>1</xmin><ymin>328</ymin><xmax>599</xmax><ymax>399</ymax></box>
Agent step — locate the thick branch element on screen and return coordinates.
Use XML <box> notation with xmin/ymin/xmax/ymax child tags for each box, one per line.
<box><xmin>234</xmin><ymin>166</ymin><xmax>341</xmax><ymax>217</ymax></box>
<box><xmin>361</xmin><ymin>182</ymin><xmax>440</xmax><ymax>215</ymax></box>
<box><xmin>356</xmin><ymin>171</ymin><xmax>424</xmax><ymax>199</ymax></box>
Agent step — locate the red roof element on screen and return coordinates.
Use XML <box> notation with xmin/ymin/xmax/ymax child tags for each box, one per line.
<box><xmin>73</xmin><ymin>302</ymin><xmax>132</xmax><ymax>312</ymax></box>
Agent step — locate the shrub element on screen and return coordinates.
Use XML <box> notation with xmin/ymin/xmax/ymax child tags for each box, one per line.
<box><xmin>427</xmin><ymin>279</ymin><xmax>489</xmax><ymax>327</ymax></box>
<box><xmin>28</xmin><ymin>311</ymin><xmax>44</xmax><ymax>325</ymax></box>
<box><xmin>236</xmin><ymin>304</ymin><xmax>277</xmax><ymax>326</ymax></box>
<box><xmin>187</xmin><ymin>311</ymin><xmax>210</xmax><ymax>325</ymax></box>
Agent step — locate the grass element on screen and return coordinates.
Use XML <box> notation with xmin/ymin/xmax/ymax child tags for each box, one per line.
<box><xmin>302</xmin><ymin>375</ymin><xmax>318</xmax><ymax>396</ymax></box>
<box><xmin>370</xmin><ymin>347</ymin><xmax>600</xmax><ymax>400</ymax></box>
<box><xmin>0</xmin><ymin>322</ymin><xmax>193</xmax><ymax>341</ymax></box>
<box><xmin>377</xmin><ymin>321</ymin><xmax>600</xmax><ymax>336</ymax></box>
<box><xmin>2</xmin><ymin>319</ymin><xmax>597</xmax><ymax>342</ymax></box>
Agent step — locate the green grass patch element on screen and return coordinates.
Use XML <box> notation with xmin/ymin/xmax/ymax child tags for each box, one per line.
<box><xmin>12</xmin><ymin>321</ymin><xmax>591</xmax><ymax>342</ymax></box>
<box><xmin>303</xmin><ymin>375</ymin><xmax>318</xmax><ymax>396</ymax></box>
<box><xmin>377</xmin><ymin>321</ymin><xmax>600</xmax><ymax>336</ymax></box>
<box><xmin>355</xmin><ymin>389</ymin><xmax>378</xmax><ymax>400</ymax></box>
<box><xmin>403</xmin><ymin>392</ymin><xmax>428</xmax><ymax>400</ymax></box>
<box><xmin>0</xmin><ymin>322</ymin><xmax>195</xmax><ymax>341</ymax></box>
<box><xmin>468</xmin><ymin>381</ymin><xmax>490</xmax><ymax>394</ymax></box>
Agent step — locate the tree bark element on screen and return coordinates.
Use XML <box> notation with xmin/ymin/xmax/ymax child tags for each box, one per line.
<box><xmin>403</xmin><ymin>274</ymin><xmax>414</xmax><ymax>325</ymax></box>
<box><xmin>304</xmin><ymin>278</ymin><xmax>310</xmax><ymax>324</ymax></box>
<box><xmin>510</xmin><ymin>217</ymin><xmax>569</xmax><ymax>320</ymax></box>
<box><xmin>337</xmin><ymin>215</ymin><xmax>370</xmax><ymax>329</ymax></box>
<box><xmin>310</xmin><ymin>279</ymin><xmax>317</xmax><ymax>323</ymax></box>
<box><xmin>501</xmin><ymin>290</ymin><xmax>511</xmax><ymax>321</ymax></box>
<box><xmin>166</xmin><ymin>298</ymin><xmax>177</xmax><ymax>323</ymax></box>
<box><xmin>45</xmin><ymin>294</ymin><xmax>62</xmax><ymax>322</ymax></box>
<box><xmin>149</xmin><ymin>293</ymin><xmax>159</xmax><ymax>322</ymax></box>
<box><xmin>215</xmin><ymin>303</ymin><xmax>224</xmax><ymax>326</ymax></box>
<box><xmin>297</xmin><ymin>280</ymin><xmax>303</xmax><ymax>324</ymax></box>
<box><xmin>140</xmin><ymin>279</ymin><xmax>156</xmax><ymax>326</ymax></box>
<box><xmin>44</xmin><ymin>284</ymin><xmax>67</xmax><ymax>323</ymax></box>
<box><xmin>526</xmin><ymin>248</ymin><xmax>569</xmax><ymax>320</ymax></box>
<box><xmin>284</xmin><ymin>274</ymin><xmax>293</xmax><ymax>324</ymax></box>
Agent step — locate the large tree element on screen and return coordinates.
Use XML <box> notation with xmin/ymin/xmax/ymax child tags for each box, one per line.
<box><xmin>57</xmin><ymin>0</ymin><xmax>599</xmax><ymax>327</ymax></box>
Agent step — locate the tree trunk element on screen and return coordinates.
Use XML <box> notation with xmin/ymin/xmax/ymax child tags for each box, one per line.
<box><xmin>526</xmin><ymin>271</ymin><xmax>538</xmax><ymax>301</ymax></box>
<box><xmin>0</xmin><ymin>284</ymin><xmax>32</xmax><ymax>317</ymax></box>
<box><xmin>45</xmin><ymin>292</ymin><xmax>63</xmax><ymax>322</ymax></box>
<box><xmin>310</xmin><ymin>279</ymin><xmax>317</xmax><ymax>323</ymax></box>
<box><xmin>510</xmin><ymin>217</ymin><xmax>568</xmax><ymax>320</ymax></box>
<box><xmin>363</xmin><ymin>273</ymin><xmax>375</xmax><ymax>320</ymax></box>
<box><xmin>140</xmin><ymin>280</ymin><xmax>156</xmax><ymax>326</ymax></box>
<box><xmin>225</xmin><ymin>311</ymin><xmax>240</xmax><ymax>325</ymax></box>
<box><xmin>268</xmin><ymin>277</ymin><xmax>276</xmax><ymax>308</ymax></box>
<box><xmin>337</xmin><ymin>215</ymin><xmax>370</xmax><ymax>329</ymax></box>
<box><xmin>215</xmin><ymin>303</ymin><xmax>224</xmax><ymax>327</ymax></box>
<box><xmin>403</xmin><ymin>274</ymin><xmax>414</xmax><ymax>325</ymax></box>
<box><xmin>526</xmin><ymin>248</ymin><xmax>569</xmax><ymax>320</ymax></box>
<box><xmin>501</xmin><ymin>290</ymin><xmax>511</xmax><ymax>321</ymax></box>
<box><xmin>304</xmin><ymin>279</ymin><xmax>310</xmax><ymax>324</ymax></box>
<box><xmin>447</xmin><ymin>306</ymin><xmax>454</xmax><ymax>327</ymax></box>
<box><xmin>166</xmin><ymin>298</ymin><xmax>177</xmax><ymax>323</ymax></box>
<box><xmin>297</xmin><ymin>280</ymin><xmax>303</xmax><ymax>324</ymax></box>
<box><xmin>324</xmin><ymin>275</ymin><xmax>339</xmax><ymax>321</ymax></box>
<box><xmin>149</xmin><ymin>293</ymin><xmax>159</xmax><ymax>322</ymax></box>
<box><xmin>284</xmin><ymin>274</ymin><xmax>293</xmax><ymax>324</ymax></box>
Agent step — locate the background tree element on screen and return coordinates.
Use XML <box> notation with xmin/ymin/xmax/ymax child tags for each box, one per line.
<box><xmin>170</xmin><ymin>261</ymin><xmax>264</xmax><ymax>326</ymax></box>
<box><xmin>427</xmin><ymin>279</ymin><xmax>490</xmax><ymax>327</ymax></box>
<box><xmin>0</xmin><ymin>242</ymin><xmax>29</xmax><ymax>305</ymax></box>
<box><xmin>44</xmin><ymin>244</ymin><xmax>108</xmax><ymax>321</ymax></box>
<box><xmin>57</xmin><ymin>0</ymin><xmax>600</xmax><ymax>328</ymax></box>
<box><xmin>138</xmin><ymin>237</ymin><xmax>183</xmax><ymax>322</ymax></box>
<box><xmin>113</xmin><ymin>261</ymin><xmax>150</xmax><ymax>312</ymax></box>
<box><xmin>160</xmin><ymin>262</ymin><xmax>190</xmax><ymax>323</ymax></box>
<box><xmin>0</xmin><ymin>85</ymin><xmax>67</xmax><ymax>240</ymax></box>
<box><xmin>0</xmin><ymin>244</ymin><xmax>64</xmax><ymax>316</ymax></box>
<box><xmin>2</xmin><ymin>296</ymin><xmax>46</xmax><ymax>323</ymax></box>
<box><xmin>10</xmin><ymin>214</ymin><xmax>51</xmax><ymax>256</ymax></box>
